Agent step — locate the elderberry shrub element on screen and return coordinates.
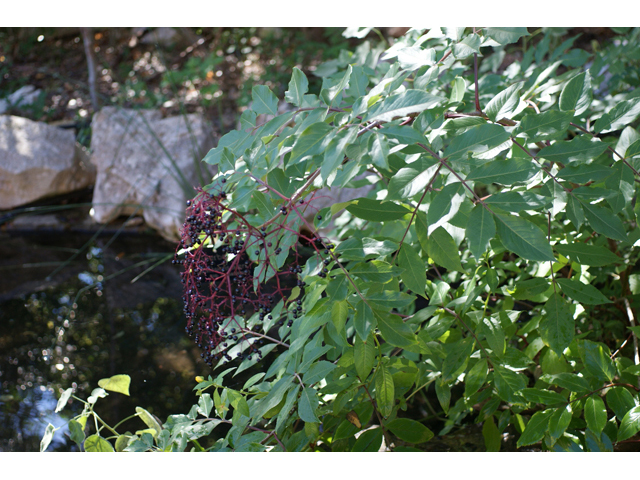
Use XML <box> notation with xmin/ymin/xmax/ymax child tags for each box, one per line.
<box><xmin>175</xmin><ymin>188</ymin><xmax>330</xmax><ymax>368</ymax></box>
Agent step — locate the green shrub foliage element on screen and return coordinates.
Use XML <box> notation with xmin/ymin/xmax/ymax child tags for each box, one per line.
<box><xmin>46</xmin><ymin>27</ymin><xmax>640</xmax><ymax>452</ymax></box>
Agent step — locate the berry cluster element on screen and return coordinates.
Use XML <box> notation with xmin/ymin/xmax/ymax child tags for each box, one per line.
<box><xmin>174</xmin><ymin>188</ymin><xmax>333</xmax><ymax>368</ymax></box>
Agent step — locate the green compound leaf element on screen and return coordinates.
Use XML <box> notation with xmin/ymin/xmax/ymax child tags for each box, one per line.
<box><xmin>442</xmin><ymin>337</ymin><xmax>475</xmax><ymax>383</ymax></box>
<box><xmin>580</xmin><ymin>340</ymin><xmax>616</xmax><ymax>383</ymax></box>
<box><xmin>485</xmin><ymin>191</ymin><xmax>548</xmax><ymax>213</ymax></box>
<box><xmin>354</xmin><ymin>334</ymin><xmax>376</xmax><ymax>381</ymax></box>
<box><xmin>397</xmin><ymin>243</ymin><xmax>426</xmax><ymax>297</ymax></box>
<box><xmin>396</xmin><ymin>46</ymin><xmax>437</xmax><ymax>71</ymax></box>
<box><xmin>252</xmin><ymin>84</ymin><xmax>278</xmax><ymax>116</ymax></box>
<box><xmin>387</xmin><ymin>161</ymin><xmax>439</xmax><ymax>201</ymax></box>
<box><xmin>289</xmin><ymin>122</ymin><xmax>334</xmax><ymax>164</ymax></box>
<box><xmin>548</xmin><ymin>405</ymin><xmax>573</xmax><ymax>446</ymax></box>
<box><xmin>349</xmin><ymin>260</ymin><xmax>404</xmax><ymax>284</ymax></box>
<box><xmin>347</xmin><ymin>65</ymin><xmax>369</xmax><ymax>98</ymax></box>
<box><xmin>375</xmin><ymin>311</ymin><xmax>417</xmax><ymax>348</ymax></box>
<box><xmin>97</xmin><ymin>374</ymin><xmax>131</xmax><ymax>396</ymax></box>
<box><xmin>303</xmin><ymin>361</ymin><xmax>337</xmax><ymax>385</ymax></box>
<box><xmin>443</xmin><ymin>123</ymin><xmax>510</xmax><ymax>162</ymax></box>
<box><xmin>517</xmin><ymin>409</ymin><xmax>553</xmax><ymax>448</ymax></box>
<box><xmin>465</xmin><ymin>359</ymin><xmax>488</xmax><ymax>398</ymax></box>
<box><xmin>554</xmin><ymin>243</ymin><xmax>622</xmax><ymax>267</ymax></box>
<box><xmin>367</xmin><ymin>89</ymin><xmax>445</xmax><ymax>123</ymax></box>
<box><xmin>482</xmin><ymin>416</ymin><xmax>501</xmax><ymax>452</ymax></box>
<box><xmin>485</xmin><ymin>83</ymin><xmax>522</xmax><ymax>122</ymax></box>
<box><xmin>540</xmin><ymin>372</ymin><xmax>590</xmax><ymax>392</ymax></box>
<box><xmin>435</xmin><ymin>378</ymin><xmax>451</xmax><ymax>414</ymax></box>
<box><xmin>387</xmin><ymin>418</ymin><xmax>434</xmax><ymax>444</ymax></box>
<box><xmin>585</xmin><ymin>395</ymin><xmax>608</xmax><ymax>436</ymax></box>
<box><xmin>521</xmin><ymin>388</ymin><xmax>567</xmax><ymax>405</ymax></box>
<box><xmin>556</xmin><ymin>278</ymin><xmax>613</xmax><ymax>305</ymax></box>
<box><xmin>284</xmin><ymin>67</ymin><xmax>309</xmax><ymax>107</ymax></box>
<box><xmin>485</xmin><ymin>27</ymin><xmax>530</xmax><ymax>45</ymax></box>
<box><xmin>606</xmin><ymin>386</ymin><xmax>636</xmax><ymax>421</ymax></box>
<box><xmin>351</xmin><ymin>427</ymin><xmax>383</xmax><ymax>452</ymax></box>
<box><xmin>366</xmin><ymin>291</ymin><xmax>415</xmax><ymax>310</ymax></box>
<box><xmin>537</xmin><ymin>136</ymin><xmax>609</xmax><ymax>164</ymax></box>
<box><xmin>466</xmin><ymin>157</ymin><xmax>537</xmax><ymax>185</ymax></box>
<box><xmin>331</xmin><ymin>299</ymin><xmax>348</xmax><ymax>333</ymax></box>
<box><xmin>557</xmin><ymin>164</ymin><xmax>613</xmax><ymax>184</ymax></box>
<box><xmin>375</xmin><ymin>364</ymin><xmax>395</xmax><ymax>418</ymax></box>
<box><xmin>580</xmin><ymin>202</ymin><xmax>628</xmax><ymax>242</ymax></box>
<box><xmin>515</xmin><ymin>110</ymin><xmax>574</xmax><ymax>141</ymax></box>
<box><xmin>540</xmin><ymin>293</ymin><xmax>574</xmax><ymax>356</ymax></box>
<box><xmin>379</xmin><ymin>125</ymin><xmax>429</xmax><ymax>145</ymax></box>
<box><xmin>466</xmin><ymin>205</ymin><xmax>496</xmax><ymax>260</ymax></box>
<box><xmin>493</xmin><ymin>365</ymin><xmax>527</xmax><ymax>404</ymax></box>
<box><xmin>321</xmin><ymin>64</ymin><xmax>351</xmax><ymax>105</ymax></box>
<box><xmin>449</xmin><ymin>76</ymin><xmax>466</xmax><ymax>102</ymax></box>
<box><xmin>481</xmin><ymin>316</ymin><xmax>506</xmax><ymax>356</ymax></box>
<box><xmin>494</xmin><ymin>213</ymin><xmax>555</xmax><ymax>262</ymax></box>
<box><xmin>197</xmin><ymin>393</ymin><xmax>214</xmax><ymax>417</ymax></box>
<box><xmin>427</xmin><ymin>226</ymin><xmax>464</xmax><ymax>273</ymax></box>
<box><xmin>454</xmin><ymin>34</ymin><xmax>482</xmax><ymax>59</ymax></box>
<box><xmin>298</xmin><ymin>387</ymin><xmax>320</xmax><ymax>423</ymax></box>
<box><xmin>362</xmin><ymin>237</ymin><xmax>399</xmax><ymax>257</ymax></box>
<box><xmin>354</xmin><ymin>298</ymin><xmax>376</xmax><ymax>341</ymax></box>
<box><xmin>346</xmin><ymin>198</ymin><xmax>411</xmax><ymax>222</ymax></box>
<box><xmin>513</xmin><ymin>277</ymin><xmax>550</xmax><ymax>300</ymax></box>
<box><xmin>322</xmin><ymin>127</ymin><xmax>358</xmax><ymax>183</ymax></box>
<box><xmin>594</xmin><ymin>97</ymin><xmax>640</xmax><ymax>134</ymax></box>
<box><xmin>369</xmin><ymin>132</ymin><xmax>390</xmax><ymax>169</ymax></box>
<box><xmin>559</xmin><ymin>71</ymin><xmax>592</xmax><ymax>116</ymax></box>
<box><xmin>625</xmin><ymin>138</ymin><xmax>640</xmax><ymax>159</ymax></box>
<box><xmin>227</xmin><ymin>389</ymin><xmax>251</xmax><ymax>417</ymax></box>
<box><xmin>566</xmin><ymin>195</ymin><xmax>585</xmax><ymax>229</ymax></box>
<box><xmin>617</xmin><ymin>406</ymin><xmax>640</xmax><ymax>442</ymax></box>
<box><xmin>84</xmin><ymin>434</ymin><xmax>115</xmax><ymax>452</ymax></box>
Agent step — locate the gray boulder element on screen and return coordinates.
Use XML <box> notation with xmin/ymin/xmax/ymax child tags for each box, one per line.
<box><xmin>0</xmin><ymin>115</ymin><xmax>94</xmax><ymax>209</ymax></box>
<box><xmin>90</xmin><ymin>107</ymin><xmax>215</xmax><ymax>241</ymax></box>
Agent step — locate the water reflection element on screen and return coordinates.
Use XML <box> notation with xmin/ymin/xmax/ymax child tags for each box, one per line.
<box><xmin>0</xmin><ymin>231</ymin><xmax>212</xmax><ymax>451</ymax></box>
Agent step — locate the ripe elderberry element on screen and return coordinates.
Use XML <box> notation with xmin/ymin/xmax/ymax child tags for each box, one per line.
<box><xmin>174</xmin><ymin>188</ymin><xmax>327</xmax><ymax>369</ymax></box>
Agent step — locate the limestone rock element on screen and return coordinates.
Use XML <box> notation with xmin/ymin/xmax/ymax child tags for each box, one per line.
<box><xmin>0</xmin><ymin>115</ymin><xmax>94</xmax><ymax>209</ymax></box>
<box><xmin>90</xmin><ymin>107</ymin><xmax>215</xmax><ymax>241</ymax></box>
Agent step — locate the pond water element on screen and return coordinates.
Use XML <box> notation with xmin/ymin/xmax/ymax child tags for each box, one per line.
<box><xmin>0</xmin><ymin>227</ymin><xmax>214</xmax><ymax>451</ymax></box>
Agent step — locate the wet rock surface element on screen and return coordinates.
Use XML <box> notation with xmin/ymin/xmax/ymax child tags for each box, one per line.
<box><xmin>0</xmin><ymin>115</ymin><xmax>95</xmax><ymax>210</ymax></box>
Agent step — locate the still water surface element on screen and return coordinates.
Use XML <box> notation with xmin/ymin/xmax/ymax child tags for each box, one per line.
<box><xmin>0</xmin><ymin>230</ymin><xmax>213</xmax><ymax>451</ymax></box>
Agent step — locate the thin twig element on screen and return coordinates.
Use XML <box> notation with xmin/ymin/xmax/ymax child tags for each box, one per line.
<box><xmin>392</xmin><ymin>164</ymin><xmax>443</xmax><ymax>264</ymax></box>
<box><xmin>80</xmin><ymin>27</ymin><xmax>100</xmax><ymax>110</ymax></box>
<box><xmin>362</xmin><ymin>384</ymin><xmax>392</xmax><ymax>451</ymax></box>
<box><xmin>570</xmin><ymin>122</ymin><xmax>640</xmax><ymax>178</ymax></box>
<box><xmin>474</xmin><ymin>53</ymin><xmax>481</xmax><ymax>113</ymax></box>
<box><xmin>242</xmin><ymin>329</ymin><xmax>290</xmax><ymax>348</ymax></box>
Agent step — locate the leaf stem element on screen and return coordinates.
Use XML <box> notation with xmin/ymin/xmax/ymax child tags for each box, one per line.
<box><xmin>242</xmin><ymin>329</ymin><xmax>290</xmax><ymax>348</ymax></box>
<box><xmin>443</xmin><ymin>306</ymin><xmax>492</xmax><ymax>366</ymax></box>
<box><xmin>570</xmin><ymin>121</ymin><xmax>640</xmax><ymax>178</ymax></box>
<box><xmin>474</xmin><ymin>53</ymin><xmax>482</xmax><ymax>113</ymax></box>
<box><xmin>392</xmin><ymin>164</ymin><xmax>443</xmax><ymax>264</ymax></box>
<box><xmin>362</xmin><ymin>383</ymin><xmax>391</xmax><ymax>451</ymax></box>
